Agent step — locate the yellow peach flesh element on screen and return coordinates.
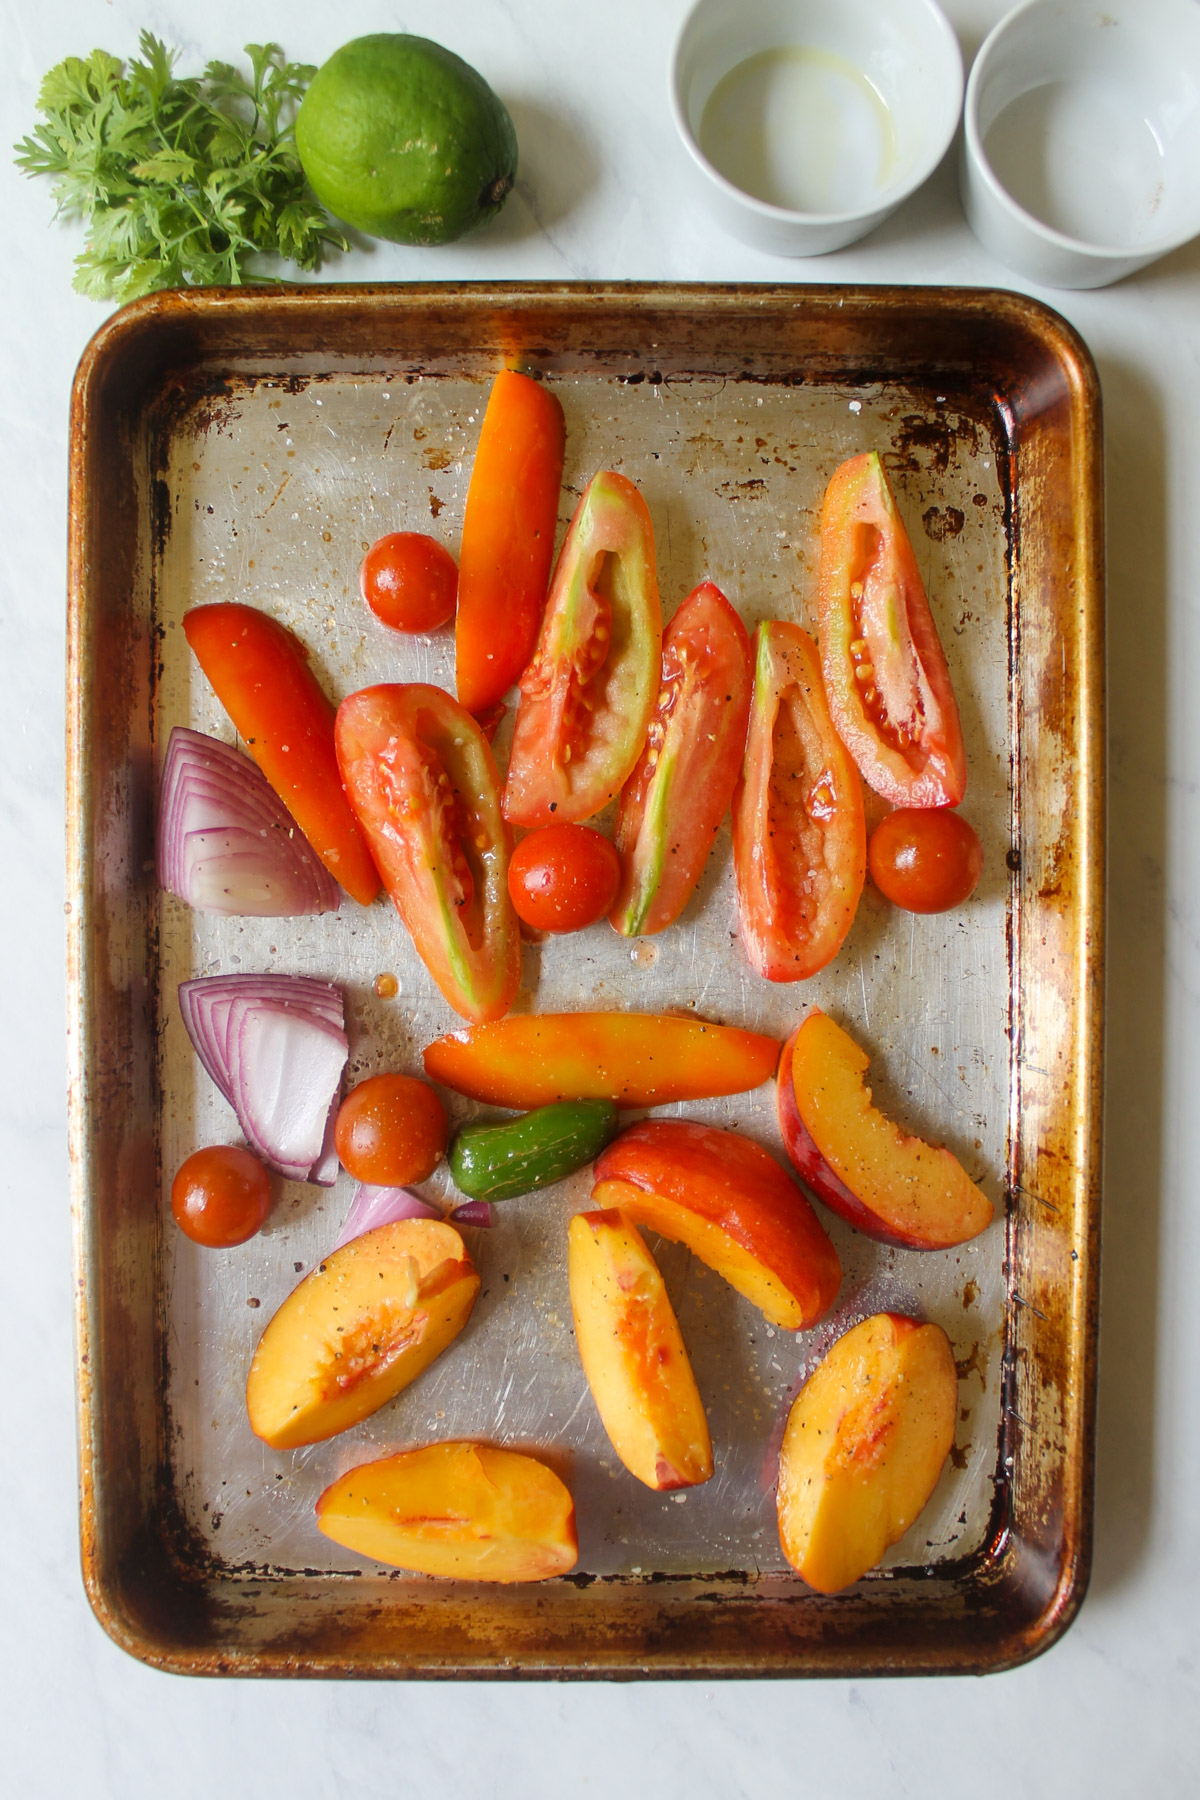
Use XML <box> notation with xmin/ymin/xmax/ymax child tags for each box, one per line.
<box><xmin>246</xmin><ymin>1220</ymin><xmax>479</xmax><ymax>1449</ymax></box>
<box><xmin>315</xmin><ymin>1441</ymin><xmax>578</xmax><ymax>1581</ymax></box>
<box><xmin>568</xmin><ymin>1208</ymin><xmax>712</xmax><ymax>1491</ymax></box>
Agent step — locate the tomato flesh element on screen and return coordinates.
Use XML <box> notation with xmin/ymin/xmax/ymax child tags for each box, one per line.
<box><xmin>335</xmin><ymin>684</ymin><xmax>520</xmax><ymax>1023</ymax></box>
<box><xmin>868</xmin><ymin>807</ymin><xmax>983</xmax><ymax>913</ymax></box>
<box><xmin>504</xmin><ymin>470</ymin><xmax>662</xmax><ymax>827</ymax></box>
<box><xmin>171</xmin><ymin>1145</ymin><xmax>272</xmax><ymax>1247</ymax></box>
<box><xmin>508</xmin><ymin>823</ymin><xmax>621</xmax><ymax>934</ymax></box>
<box><xmin>456</xmin><ymin>370</ymin><xmax>566</xmax><ymax>716</ymax></box>
<box><xmin>183</xmin><ymin>603</ymin><xmax>381</xmax><ymax>906</ymax></box>
<box><xmin>610</xmin><ymin>580</ymin><xmax>752</xmax><ymax>937</ymax></box>
<box><xmin>361</xmin><ymin>533</ymin><xmax>458</xmax><ymax>634</ymax></box>
<box><xmin>335</xmin><ymin>1074</ymin><xmax>449</xmax><ymax>1184</ymax></box>
<box><xmin>733</xmin><ymin>621</ymin><xmax>866</xmax><ymax>982</ymax></box>
<box><xmin>818</xmin><ymin>452</ymin><xmax>967</xmax><ymax>808</ymax></box>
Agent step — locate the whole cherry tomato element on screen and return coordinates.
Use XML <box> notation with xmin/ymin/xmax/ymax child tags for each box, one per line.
<box><xmin>171</xmin><ymin>1145</ymin><xmax>273</xmax><ymax>1247</ymax></box>
<box><xmin>508</xmin><ymin>823</ymin><xmax>621</xmax><ymax>933</ymax></box>
<box><xmin>335</xmin><ymin>1074</ymin><xmax>449</xmax><ymax>1185</ymax></box>
<box><xmin>360</xmin><ymin>533</ymin><xmax>458</xmax><ymax>634</ymax></box>
<box><xmin>868</xmin><ymin>807</ymin><xmax>984</xmax><ymax>913</ymax></box>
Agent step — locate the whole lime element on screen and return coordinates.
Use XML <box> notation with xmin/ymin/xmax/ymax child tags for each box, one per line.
<box><xmin>296</xmin><ymin>35</ymin><xmax>518</xmax><ymax>246</ymax></box>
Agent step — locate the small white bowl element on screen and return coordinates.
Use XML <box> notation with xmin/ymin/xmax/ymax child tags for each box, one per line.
<box><xmin>669</xmin><ymin>0</ymin><xmax>963</xmax><ymax>256</ymax></box>
<box><xmin>961</xmin><ymin>0</ymin><xmax>1200</xmax><ymax>289</ymax></box>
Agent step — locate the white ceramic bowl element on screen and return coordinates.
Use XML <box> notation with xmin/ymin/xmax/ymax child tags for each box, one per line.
<box><xmin>669</xmin><ymin>0</ymin><xmax>964</xmax><ymax>255</ymax></box>
<box><xmin>961</xmin><ymin>0</ymin><xmax>1200</xmax><ymax>289</ymax></box>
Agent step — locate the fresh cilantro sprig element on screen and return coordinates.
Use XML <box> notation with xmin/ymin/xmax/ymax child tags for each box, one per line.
<box><xmin>14</xmin><ymin>32</ymin><xmax>349</xmax><ymax>302</ymax></box>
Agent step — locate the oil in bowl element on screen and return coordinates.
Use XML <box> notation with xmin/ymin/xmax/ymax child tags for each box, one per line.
<box><xmin>699</xmin><ymin>46</ymin><xmax>897</xmax><ymax>215</ymax></box>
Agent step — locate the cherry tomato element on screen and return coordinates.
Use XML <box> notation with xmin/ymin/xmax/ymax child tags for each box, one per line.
<box><xmin>732</xmin><ymin>621</ymin><xmax>866</xmax><ymax>981</ymax></box>
<box><xmin>360</xmin><ymin>533</ymin><xmax>458</xmax><ymax>634</ymax></box>
<box><xmin>504</xmin><ymin>470</ymin><xmax>662</xmax><ymax>828</ymax></box>
<box><xmin>171</xmin><ymin>1145</ymin><xmax>273</xmax><ymax>1248</ymax></box>
<box><xmin>508</xmin><ymin>823</ymin><xmax>621</xmax><ymax>933</ymax></box>
<box><xmin>336</xmin><ymin>683</ymin><xmax>520</xmax><ymax>1023</ymax></box>
<box><xmin>335</xmin><ymin>1074</ymin><xmax>449</xmax><ymax>1185</ymax></box>
<box><xmin>611</xmin><ymin>580</ymin><xmax>753</xmax><ymax>938</ymax></box>
<box><xmin>818</xmin><ymin>452</ymin><xmax>967</xmax><ymax>808</ymax></box>
<box><xmin>868</xmin><ymin>807</ymin><xmax>984</xmax><ymax>913</ymax></box>
<box><xmin>183</xmin><ymin>603</ymin><xmax>381</xmax><ymax>905</ymax></box>
<box><xmin>456</xmin><ymin>370</ymin><xmax>566</xmax><ymax>716</ymax></box>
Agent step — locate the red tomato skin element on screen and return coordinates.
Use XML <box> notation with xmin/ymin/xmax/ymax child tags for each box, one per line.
<box><xmin>335</xmin><ymin>684</ymin><xmax>520</xmax><ymax>1024</ymax></box>
<box><xmin>335</xmin><ymin>1074</ymin><xmax>449</xmax><ymax>1184</ymax></box>
<box><xmin>610</xmin><ymin>580</ymin><xmax>752</xmax><ymax>937</ymax></box>
<box><xmin>183</xmin><ymin>603</ymin><xmax>381</xmax><ymax>906</ymax></box>
<box><xmin>817</xmin><ymin>452</ymin><xmax>967</xmax><ymax>808</ymax></box>
<box><xmin>361</xmin><ymin>534</ymin><xmax>458</xmax><ymax>634</ymax></box>
<box><xmin>504</xmin><ymin>470</ymin><xmax>662</xmax><ymax>828</ymax></box>
<box><xmin>732</xmin><ymin>621</ymin><xmax>866</xmax><ymax>982</ymax></box>
<box><xmin>868</xmin><ymin>808</ymin><xmax>984</xmax><ymax>913</ymax></box>
<box><xmin>171</xmin><ymin>1145</ymin><xmax>272</xmax><ymax>1247</ymax></box>
<box><xmin>508</xmin><ymin>823</ymin><xmax>621</xmax><ymax>933</ymax></box>
<box><xmin>456</xmin><ymin>371</ymin><xmax>566</xmax><ymax>716</ymax></box>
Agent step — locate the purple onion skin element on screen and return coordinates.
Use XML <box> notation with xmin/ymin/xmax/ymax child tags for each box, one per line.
<box><xmin>449</xmin><ymin>1201</ymin><xmax>494</xmax><ymax>1229</ymax></box>
<box><xmin>334</xmin><ymin>1185</ymin><xmax>443</xmax><ymax>1251</ymax></box>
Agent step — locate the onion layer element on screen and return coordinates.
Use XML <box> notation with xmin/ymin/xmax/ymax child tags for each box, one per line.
<box><xmin>178</xmin><ymin>974</ymin><xmax>347</xmax><ymax>1185</ymax></box>
<box><xmin>333</xmin><ymin>1184</ymin><xmax>443</xmax><ymax>1250</ymax></box>
<box><xmin>449</xmin><ymin>1201</ymin><xmax>494</xmax><ymax>1228</ymax></box>
<box><xmin>158</xmin><ymin>727</ymin><xmax>340</xmax><ymax>916</ymax></box>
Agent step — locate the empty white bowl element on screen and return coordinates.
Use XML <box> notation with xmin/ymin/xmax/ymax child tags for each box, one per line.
<box><xmin>961</xmin><ymin>0</ymin><xmax>1200</xmax><ymax>288</ymax></box>
<box><xmin>669</xmin><ymin>0</ymin><xmax>964</xmax><ymax>255</ymax></box>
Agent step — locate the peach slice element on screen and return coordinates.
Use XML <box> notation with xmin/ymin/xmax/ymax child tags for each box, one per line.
<box><xmin>315</xmin><ymin>1441</ymin><xmax>578</xmax><ymax>1581</ymax></box>
<box><xmin>777</xmin><ymin>1312</ymin><xmax>958</xmax><ymax>1593</ymax></box>
<box><xmin>778</xmin><ymin>1010</ymin><xmax>993</xmax><ymax>1250</ymax></box>
<box><xmin>592</xmin><ymin>1119</ymin><xmax>841</xmax><ymax>1330</ymax></box>
<box><xmin>568</xmin><ymin>1208</ymin><xmax>713</xmax><ymax>1491</ymax></box>
<box><xmin>246</xmin><ymin>1220</ymin><xmax>479</xmax><ymax>1448</ymax></box>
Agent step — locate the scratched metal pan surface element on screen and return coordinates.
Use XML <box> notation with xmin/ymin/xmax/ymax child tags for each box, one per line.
<box><xmin>66</xmin><ymin>285</ymin><xmax>1103</xmax><ymax>1677</ymax></box>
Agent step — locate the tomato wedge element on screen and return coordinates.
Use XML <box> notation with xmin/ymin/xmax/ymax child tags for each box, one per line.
<box><xmin>610</xmin><ymin>580</ymin><xmax>752</xmax><ymax>937</ymax></box>
<box><xmin>503</xmin><ymin>470</ymin><xmax>662</xmax><ymax>828</ymax></box>
<box><xmin>817</xmin><ymin>452</ymin><xmax>967</xmax><ymax>808</ymax></box>
<box><xmin>335</xmin><ymin>685</ymin><xmax>519</xmax><ymax>1024</ymax></box>
<box><xmin>183</xmin><ymin>602</ymin><xmax>381</xmax><ymax>905</ymax></box>
<box><xmin>732</xmin><ymin>621</ymin><xmax>866</xmax><ymax>982</ymax></box>
<box><xmin>456</xmin><ymin>370</ymin><xmax>566</xmax><ymax>718</ymax></box>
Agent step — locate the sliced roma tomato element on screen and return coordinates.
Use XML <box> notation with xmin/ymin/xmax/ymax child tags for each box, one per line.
<box><xmin>503</xmin><ymin>470</ymin><xmax>662</xmax><ymax>828</ymax></box>
<box><xmin>456</xmin><ymin>370</ymin><xmax>566</xmax><ymax>717</ymax></box>
<box><xmin>423</xmin><ymin>1011</ymin><xmax>780</xmax><ymax>1109</ymax></box>
<box><xmin>335</xmin><ymin>684</ymin><xmax>519</xmax><ymax>1024</ymax></box>
<box><xmin>732</xmin><ymin>620</ymin><xmax>866</xmax><ymax>982</ymax></box>
<box><xmin>610</xmin><ymin>580</ymin><xmax>752</xmax><ymax>937</ymax></box>
<box><xmin>817</xmin><ymin>451</ymin><xmax>967</xmax><ymax>808</ymax></box>
<box><xmin>183</xmin><ymin>603</ymin><xmax>381</xmax><ymax>905</ymax></box>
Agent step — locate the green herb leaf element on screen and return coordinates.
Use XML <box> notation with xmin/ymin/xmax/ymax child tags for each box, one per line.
<box><xmin>15</xmin><ymin>35</ymin><xmax>348</xmax><ymax>300</ymax></box>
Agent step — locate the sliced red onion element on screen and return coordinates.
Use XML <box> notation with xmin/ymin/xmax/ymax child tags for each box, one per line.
<box><xmin>178</xmin><ymin>974</ymin><xmax>347</xmax><ymax>1185</ymax></box>
<box><xmin>334</xmin><ymin>1184</ymin><xmax>443</xmax><ymax>1251</ymax></box>
<box><xmin>449</xmin><ymin>1201</ymin><xmax>494</xmax><ymax>1229</ymax></box>
<box><xmin>158</xmin><ymin>727</ymin><xmax>339</xmax><ymax>916</ymax></box>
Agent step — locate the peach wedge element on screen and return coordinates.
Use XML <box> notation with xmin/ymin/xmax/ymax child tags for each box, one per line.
<box><xmin>592</xmin><ymin>1119</ymin><xmax>841</xmax><ymax>1330</ymax></box>
<box><xmin>777</xmin><ymin>1312</ymin><xmax>958</xmax><ymax>1593</ymax></box>
<box><xmin>569</xmin><ymin>1208</ymin><xmax>713</xmax><ymax>1491</ymax></box>
<box><xmin>778</xmin><ymin>1010</ymin><xmax>993</xmax><ymax>1249</ymax></box>
<box><xmin>316</xmin><ymin>1441</ymin><xmax>578</xmax><ymax>1582</ymax></box>
<box><xmin>246</xmin><ymin>1220</ymin><xmax>480</xmax><ymax>1448</ymax></box>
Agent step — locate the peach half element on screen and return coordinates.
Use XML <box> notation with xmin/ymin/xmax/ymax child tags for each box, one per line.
<box><xmin>246</xmin><ymin>1220</ymin><xmax>479</xmax><ymax>1449</ymax></box>
<box><xmin>316</xmin><ymin>1441</ymin><xmax>578</xmax><ymax>1581</ymax></box>
<box><xmin>568</xmin><ymin>1208</ymin><xmax>713</xmax><ymax>1492</ymax></box>
<box><xmin>777</xmin><ymin>1312</ymin><xmax>958</xmax><ymax>1594</ymax></box>
<box><xmin>778</xmin><ymin>1010</ymin><xmax>993</xmax><ymax>1250</ymax></box>
<box><xmin>592</xmin><ymin>1119</ymin><xmax>841</xmax><ymax>1331</ymax></box>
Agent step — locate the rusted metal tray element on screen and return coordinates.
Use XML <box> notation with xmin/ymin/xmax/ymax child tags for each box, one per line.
<box><xmin>66</xmin><ymin>283</ymin><xmax>1103</xmax><ymax>1677</ymax></box>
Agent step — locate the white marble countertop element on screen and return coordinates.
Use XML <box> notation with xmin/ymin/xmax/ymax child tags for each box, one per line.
<box><xmin>2</xmin><ymin>0</ymin><xmax>1197</xmax><ymax>1791</ymax></box>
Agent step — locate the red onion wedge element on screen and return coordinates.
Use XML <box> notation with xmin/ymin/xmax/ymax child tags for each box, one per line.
<box><xmin>334</xmin><ymin>1184</ymin><xmax>443</xmax><ymax>1251</ymax></box>
<box><xmin>158</xmin><ymin>727</ymin><xmax>340</xmax><ymax>916</ymax></box>
<box><xmin>449</xmin><ymin>1201</ymin><xmax>494</xmax><ymax>1228</ymax></box>
<box><xmin>178</xmin><ymin>974</ymin><xmax>347</xmax><ymax>1185</ymax></box>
